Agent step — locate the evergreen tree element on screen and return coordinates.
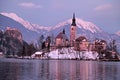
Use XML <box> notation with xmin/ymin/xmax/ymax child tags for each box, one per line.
<box><xmin>109</xmin><ymin>40</ymin><xmax>117</xmax><ymax>52</ymax></box>
<box><xmin>38</xmin><ymin>35</ymin><xmax>44</xmax><ymax>50</ymax></box>
<box><xmin>51</xmin><ymin>33</ymin><xmax>55</xmax><ymax>46</ymax></box>
<box><xmin>46</xmin><ymin>36</ymin><xmax>51</xmax><ymax>51</ymax></box>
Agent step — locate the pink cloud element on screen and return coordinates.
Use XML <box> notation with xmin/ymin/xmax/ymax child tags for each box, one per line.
<box><xmin>19</xmin><ymin>2</ymin><xmax>42</xmax><ymax>8</ymax></box>
<box><xmin>94</xmin><ymin>4</ymin><xmax>112</xmax><ymax>11</ymax></box>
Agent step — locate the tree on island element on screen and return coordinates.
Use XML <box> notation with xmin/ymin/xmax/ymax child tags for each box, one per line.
<box><xmin>41</xmin><ymin>36</ymin><xmax>51</xmax><ymax>52</ymax></box>
<box><xmin>38</xmin><ymin>35</ymin><xmax>44</xmax><ymax>50</ymax></box>
<box><xmin>46</xmin><ymin>36</ymin><xmax>51</xmax><ymax>51</ymax></box>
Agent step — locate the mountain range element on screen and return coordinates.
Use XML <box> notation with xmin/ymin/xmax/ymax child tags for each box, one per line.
<box><xmin>0</xmin><ymin>12</ymin><xmax>120</xmax><ymax>52</ymax></box>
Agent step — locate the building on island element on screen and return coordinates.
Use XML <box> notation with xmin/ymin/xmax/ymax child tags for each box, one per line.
<box><xmin>55</xmin><ymin>29</ymin><xmax>69</xmax><ymax>47</ymax></box>
<box><xmin>55</xmin><ymin>14</ymin><xmax>108</xmax><ymax>53</ymax></box>
<box><xmin>70</xmin><ymin>13</ymin><xmax>77</xmax><ymax>46</ymax></box>
<box><xmin>74</xmin><ymin>36</ymin><xmax>89</xmax><ymax>51</ymax></box>
<box><xmin>55</xmin><ymin>13</ymin><xmax>77</xmax><ymax>48</ymax></box>
<box><xmin>93</xmin><ymin>39</ymin><xmax>107</xmax><ymax>51</ymax></box>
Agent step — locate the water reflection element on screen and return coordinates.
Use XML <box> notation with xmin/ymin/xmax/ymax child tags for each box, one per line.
<box><xmin>0</xmin><ymin>59</ymin><xmax>120</xmax><ymax>80</ymax></box>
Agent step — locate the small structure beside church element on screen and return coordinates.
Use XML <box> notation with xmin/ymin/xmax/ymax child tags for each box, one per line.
<box><xmin>55</xmin><ymin>29</ymin><xmax>69</xmax><ymax>47</ymax></box>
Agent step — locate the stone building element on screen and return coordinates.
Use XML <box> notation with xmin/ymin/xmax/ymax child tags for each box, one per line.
<box><xmin>55</xmin><ymin>29</ymin><xmax>69</xmax><ymax>47</ymax></box>
<box><xmin>93</xmin><ymin>39</ymin><xmax>107</xmax><ymax>51</ymax></box>
<box><xmin>74</xmin><ymin>36</ymin><xmax>89</xmax><ymax>51</ymax></box>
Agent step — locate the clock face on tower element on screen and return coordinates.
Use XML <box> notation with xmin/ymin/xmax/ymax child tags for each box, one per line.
<box><xmin>71</xmin><ymin>28</ymin><xmax>74</xmax><ymax>30</ymax></box>
<box><xmin>70</xmin><ymin>26</ymin><xmax>76</xmax><ymax>39</ymax></box>
<box><xmin>71</xmin><ymin>26</ymin><xmax>76</xmax><ymax>31</ymax></box>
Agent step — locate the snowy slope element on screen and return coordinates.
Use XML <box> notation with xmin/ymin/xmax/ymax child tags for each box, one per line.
<box><xmin>0</xmin><ymin>14</ymin><xmax>42</xmax><ymax>42</ymax></box>
<box><xmin>0</xmin><ymin>12</ymin><xmax>120</xmax><ymax>45</ymax></box>
<box><xmin>50</xmin><ymin>19</ymin><xmax>110</xmax><ymax>42</ymax></box>
<box><xmin>70</xmin><ymin>18</ymin><xmax>102</xmax><ymax>33</ymax></box>
<box><xmin>0</xmin><ymin>12</ymin><xmax>106</xmax><ymax>42</ymax></box>
<box><xmin>1</xmin><ymin>12</ymin><xmax>102</xmax><ymax>34</ymax></box>
<box><xmin>50</xmin><ymin>18</ymin><xmax>102</xmax><ymax>33</ymax></box>
<box><xmin>1</xmin><ymin>13</ymin><xmax>35</xmax><ymax>30</ymax></box>
<box><xmin>116</xmin><ymin>31</ymin><xmax>120</xmax><ymax>36</ymax></box>
<box><xmin>1</xmin><ymin>12</ymin><xmax>51</xmax><ymax>32</ymax></box>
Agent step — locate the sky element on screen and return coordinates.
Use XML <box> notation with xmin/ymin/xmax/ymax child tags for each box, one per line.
<box><xmin>0</xmin><ymin>0</ymin><xmax>120</xmax><ymax>34</ymax></box>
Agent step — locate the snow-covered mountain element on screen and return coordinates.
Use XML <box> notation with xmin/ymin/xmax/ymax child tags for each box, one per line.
<box><xmin>51</xmin><ymin>18</ymin><xmax>102</xmax><ymax>33</ymax></box>
<box><xmin>1</xmin><ymin>12</ymin><xmax>102</xmax><ymax>34</ymax></box>
<box><xmin>49</xmin><ymin>18</ymin><xmax>111</xmax><ymax>42</ymax></box>
<box><xmin>0</xmin><ymin>12</ymin><xmax>120</xmax><ymax>44</ymax></box>
<box><xmin>0</xmin><ymin>13</ymin><xmax>45</xmax><ymax>42</ymax></box>
<box><xmin>0</xmin><ymin>12</ymin><xmax>51</xmax><ymax>32</ymax></box>
<box><xmin>0</xmin><ymin>12</ymin><xmax>104</xmax><ymax>41</ymax></box>
<box><xmin>116</xmin><ymin>31</ymin><xmax>120</xmax><ymax>36</ymax></box>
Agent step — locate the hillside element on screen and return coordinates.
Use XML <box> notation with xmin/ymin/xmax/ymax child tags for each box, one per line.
<box><xmin>0</xmin><ymin>12</ymin><xmax>120</xmax><ymax>53</ymax></box>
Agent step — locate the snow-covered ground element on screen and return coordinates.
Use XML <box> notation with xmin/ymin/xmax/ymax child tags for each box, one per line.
<box><xmin>48</xmin><ymin>48</ymin><xmax>98</xmax><ymax>60</ymax></box>
<box><xmin>32</xmin><ymin>47</ymin><xmax>99</xmax><ymax>60</ymax></box>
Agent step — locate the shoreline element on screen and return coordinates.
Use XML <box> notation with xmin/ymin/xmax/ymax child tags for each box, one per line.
<box><xmin>1</xmin><ymin>57</ymin><xmax>120</xmax><ymax>62</ymax></box>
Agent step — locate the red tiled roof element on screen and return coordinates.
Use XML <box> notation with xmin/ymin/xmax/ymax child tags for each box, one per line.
<box><xmin>56</xmin><ymin>32</ymin><xmax>68</xmax><ymax>40</ymax></box>
<box><xmin>76</xmin><ymin>36</ymin><xmax>87</xmax><ymax>42</ymax></box>
<box><xmin>56</xmin><ymin>32</ymin><xmax>63</xmax><ymax>39</ymax></box>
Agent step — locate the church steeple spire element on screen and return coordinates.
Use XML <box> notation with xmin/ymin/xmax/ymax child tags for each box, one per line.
<box><xmin>71</xmin><ymin>13</ymin><xmax>76</xmax><ymax>26</ymax></box>
<box><xmin>70</xmin><ymin>13</ymin><xmax>77</xmax><ymax>46</ymax></box>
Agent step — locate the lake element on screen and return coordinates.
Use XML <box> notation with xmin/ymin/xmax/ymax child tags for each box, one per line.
<box><xmin>0</xmin><ymin>58</ymin><xmax>120</xmax><ymax>80</ymax></box>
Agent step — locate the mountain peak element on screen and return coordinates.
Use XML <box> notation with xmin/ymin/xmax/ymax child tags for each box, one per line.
<box><xmin>1</xmin><ymin>12</ymin><xmax>103</xmax><ymax>34</ymax></box>
<box><xmin>54</xmin><ymin>18</ymin><xmax>102</xmax><ymax>33</ymax></box>
<box><xmin>68</xmin><ymin>18</ymin><xmax>102</xmax><ymax>33</ymax></box>
<box><xmin>0</xmin><ymin>12</ymin><xmax>51</xmax><ymax>32</ymax></box>
<box><xmin>1</xmin><ymin>12</ymin><xmax>18</xmax><ymax>18</ymax></box>
<box><xmin>1</xmin><ymin>12</ymin><xmax>35</xmax><ymax>31</ymax></box>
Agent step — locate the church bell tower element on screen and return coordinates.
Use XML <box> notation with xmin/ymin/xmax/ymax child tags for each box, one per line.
<box><xmin>70</xmin><ymin>13</ymin><xmax>76</xmax><ymax>46</ymax></box>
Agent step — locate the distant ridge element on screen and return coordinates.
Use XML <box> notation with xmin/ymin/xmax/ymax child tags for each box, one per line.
<box><xmin>0</xmin><ymin>12</ymin><xmax>120</xmax><ymax>46</ymax></box>
<box><xmin>1</xmin><ymin>12</ymin><xmax>102</xmax><ymax>33</ymax></box>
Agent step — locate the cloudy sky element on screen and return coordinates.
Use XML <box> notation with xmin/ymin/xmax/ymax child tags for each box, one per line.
<box><xmin>0</xmin><ymin>0</ymin><xmax>120</xmax><ymax>34</ymax></box>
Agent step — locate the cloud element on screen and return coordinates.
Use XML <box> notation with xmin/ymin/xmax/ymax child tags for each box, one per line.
<box><xmin>19</xmin><ymin>2</ymin><xmax>42</xmax><ymax>9</ymax></box>
<box><xmin>94</xmin><ymin>4</ymin><xmax>112</xmax><ymax>11</ymax></box>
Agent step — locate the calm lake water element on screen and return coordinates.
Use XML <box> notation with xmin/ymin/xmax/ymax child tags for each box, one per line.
<box><xmin>0</xmin><ymin>58</ymin><xmax>120</xmax><ymax>80</ymax></box>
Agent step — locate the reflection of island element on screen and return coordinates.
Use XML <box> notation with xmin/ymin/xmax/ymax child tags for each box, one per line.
<box><xmin>49</xmin><ymin>60</ymin><xmax>119</xmax><ymax>80</ymax></box>
<box><xmin>0</xmin><ymin>61</ymin><xmax>19</xmax><ymax>80</ymax></box>
<box><xmin>0</xmin><ymin>59</ymin><xmax>120</xmax><ymax>80</ymax></box>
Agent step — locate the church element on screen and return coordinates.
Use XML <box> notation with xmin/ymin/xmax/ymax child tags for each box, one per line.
<box><xmin>55</xmin><ymin>29</ymin><xmax>69</xmax><ymax>47</ymax></box>
<box><xmin>55</xmin><ymin>13</ymin><xmax>89</xmax><ymax>50</ymax></box>
<box><xmin>55</xmin><ymin>13</ymin><xmax>76</xmax><ymax>47</ymax></box>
